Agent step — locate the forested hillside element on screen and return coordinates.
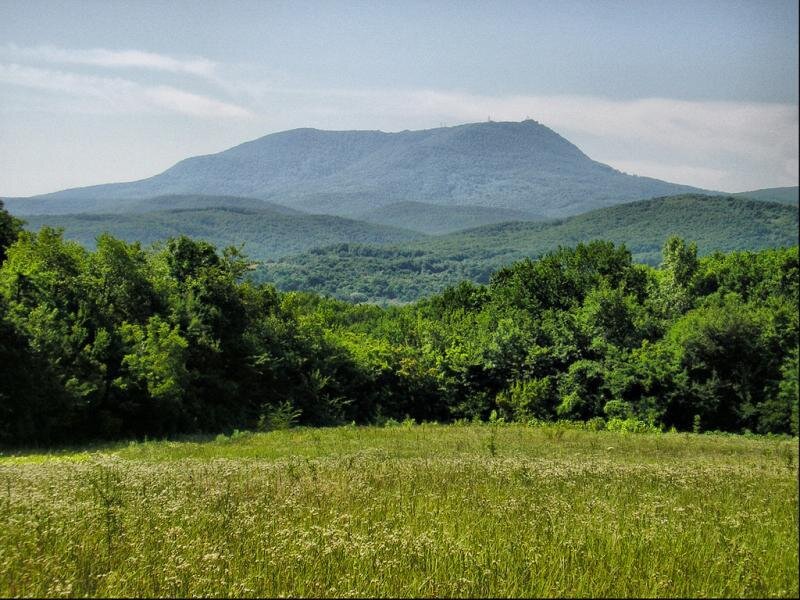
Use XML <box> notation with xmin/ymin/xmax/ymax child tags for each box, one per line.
<box><xmin>2</xmin><ymin>194</ymin><xmax>301</xmax><ymax>217</ymax></box>
<box><xmin>734</xmin><ymin>186</ymin><xmax>799</xmax><ymax>207</ymax></box>
<box><xmin>21</xmin><ymin>202</ymin><xmax>424</xmax><ymax>260</ymax></box>
<box><xmin>256</xmin><ymin>194</ymin><xmax>800</xmax><ymax>302</ymax></box>
<box><xmin>356</xmin><ymin>201</ymin><xmax>544</xmax><ymax>234</ymax></box>
<box><xmin>1</xmin><ymin>200</ymin><xmax>796</xmax><ymax>445</ymax></box>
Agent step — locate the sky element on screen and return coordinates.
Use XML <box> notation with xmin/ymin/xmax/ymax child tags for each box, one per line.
<box><xmin>0</xmin><ymin>0</ymin><xmax>797</xmax><ymax>196</ymax></box>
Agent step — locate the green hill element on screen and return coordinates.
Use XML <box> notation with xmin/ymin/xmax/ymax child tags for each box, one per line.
<box><xmin>732</xmin><ymin>186</ymin><xmax>798</xmax><ymax>207</ymax></box>
<box><xmin>253</xmin><ymin>194</ymin><xmax>799</xmax><ymax>303</ymax></box>
<box><xmin>23</xmin><ymin>203</ymin><xmax>424</xmax><ymax>260</ymax></box>
<box><xmin>3</xmin><ymin>193</ymin><xmax>301</xmax><ymax>216</ymax></box>
<box><xmin>357</xmin><ymin>201</ymin><xmax>544</xmax><ymax>234</ymax></box>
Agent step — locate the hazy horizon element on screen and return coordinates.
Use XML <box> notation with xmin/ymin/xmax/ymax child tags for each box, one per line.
<box><xmin>1</xmin><ymin>0</ymin><xmax>798</xmax><ymax>196</ymax></box>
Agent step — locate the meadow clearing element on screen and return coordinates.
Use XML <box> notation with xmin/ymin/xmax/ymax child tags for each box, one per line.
<box><xmin>0</xmin><ymin>423</ymin><xmax>797</xmax><ymax>598</ymax></box>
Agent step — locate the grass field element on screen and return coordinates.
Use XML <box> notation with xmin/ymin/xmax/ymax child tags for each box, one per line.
<box><xmin>1</xmin><ymin>423</ymin><xmax>797</xmax><ymax>598</ymax></box>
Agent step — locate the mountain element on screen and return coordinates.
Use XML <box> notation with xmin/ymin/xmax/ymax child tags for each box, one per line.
<box><xmin>24</xmin><ymin>120</ymin><xmax>709</xmax><ymax>218</ymax></box>
<box><xmin>732</xmin><ymin>186</ymin><xmax>798</xmax><ymax>207</ymax></box>
<box><xmin>254</xmin><ymin>194</ymin><xmax>800</xmax><ymax>303</ymax></box>
<box><xmin>356</xmin><ymin>201</ymin><xmax>544</xmax><ymax>234</ymax></box>
<box><xmin>22</xmin><ymin>199</ymin><xmax>424</xmax><ymax>260</ymax></box>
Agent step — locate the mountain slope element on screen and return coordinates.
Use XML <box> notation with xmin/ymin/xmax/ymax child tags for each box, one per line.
<box><xmin>29</xmin><ymin>120</ymin><xmax>708</xmax><ymax>218</ymax></box>
<box><xmin>733</xmin><ymin>186</ymin><xmax>798</xmax><ymax>207</ymax></box>
<box><xmin>356</xmin><ymin>201</ymin><xmax>544</xmax><ymax>234</ymax></box>
<box><xmin>23</xmin><ymin>203</ymin><xmax>425</xmax><ymax>260</ymax></box>
<box><xmin>254</xmin><ymin>195</ymin><xmax>799</xmax><ymax>303</ymax></box>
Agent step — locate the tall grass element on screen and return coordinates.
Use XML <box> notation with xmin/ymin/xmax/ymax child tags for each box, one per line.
<box><xmin>1</xmin><ymin>424</ymin><xmax>797</xmax><ymax>597</ymax></box>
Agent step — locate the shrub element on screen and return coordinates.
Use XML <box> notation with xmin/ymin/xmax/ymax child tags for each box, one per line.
<box><xmin>496</xmin><ymin>377</ymin><xmax>554</xmax><ymax>421</ymax></box>
<box><xmin>606</xmin><ymin>417</ymin><xmax>661</xmax><ymax>434</ymax></box>
<box><xmin>258</xmin><ymin>401</ymin><xmax>302</xmax><ymax>432</ymax></box>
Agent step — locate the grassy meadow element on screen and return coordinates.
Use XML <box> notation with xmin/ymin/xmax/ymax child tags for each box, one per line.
<box><xmin>0</xmin><ymin>423</ymin><xmax>797</xmax><ymax>598</ymax></box>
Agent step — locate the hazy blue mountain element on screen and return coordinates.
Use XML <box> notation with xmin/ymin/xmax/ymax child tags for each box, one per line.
<box><xmin>356</xmin><ymin>201</ymin><xmax>544</xmax><ymax>234</ymax></box>
<box><xmin>732</xmin><ymin>186</ymin><xmax>798</xmax><ymax>207</ymax></box>
<box><xmin>254</xmin><ymin>195</ymin><xmax>799</xmax><ymax>303</ymax></box>
<box><xmin>23</xmin><ymin>203</ymin><xmax>424</xmax><ymax>260</ymax></box>
<box><xmin>26</xmin><ymin>120</ymin><xmax>710</xmax><ymax>218</ymax></box>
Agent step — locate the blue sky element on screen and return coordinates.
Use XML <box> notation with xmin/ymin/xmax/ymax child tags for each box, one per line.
<box><xmin>1</xmin><ymin>0</ymin><xmax>797</xmax><ymax>196</ymax></box>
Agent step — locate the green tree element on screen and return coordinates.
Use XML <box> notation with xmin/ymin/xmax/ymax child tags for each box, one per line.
<box><xmin>0</xmin><ymin>200</ymin><xmax>23</xmax><ymax>264</ymax></box>
<box><xmin>653</xmin><ymin>236</ymin><xmax>699</xmax><ymax>319</ymax></box>
<box><xmin>496</xmin><ymin>377</ymin><xmax>555</xmax><ymax>421</ymax></box>
<box><xmin>116</xmin><ymin>316</ymin><xmax>189</xmax><ymax>434</ymax></box>
<box><xmin>556</xmin><ymin>359</ymin><xmax>608</xmax><ymax>420</ymax></box>
<box><xmin>758</xmin><ymin>348</ymin><xmax>799</xmax><ymax>435</ymax></box>
<box><xmin>664</xmin><ymin>299</ymin><xmax>770</xmax><ymax>431</ymax></box>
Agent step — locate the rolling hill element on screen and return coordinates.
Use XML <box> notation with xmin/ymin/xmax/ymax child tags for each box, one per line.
<box><xmin>3</xmin><ymin>193</ymin><xmax>301</xmax><ymax>216</ymax></box>
<box><xmin>356</xmin><ymin>201</ymin><xmax>544</xmax><ymax>234</ymax></box>
<box><xmin>21</xmin><ymin>120</ymin><xmax>708</xmax><ymax>218</ymax></box>
<box><xmin>22</xmin><ymin>200</ymin><xmax>425</xmax><ymax>260</ymax></box>
<box><xmin>253</xmin><ymin>195</ymin><xmax>799</xmax><ymax>303</ymax></box>
<box><xmin>733</xmin><ymin>186</ymin><xmax>798</xmax><ymax>207</ymax></box>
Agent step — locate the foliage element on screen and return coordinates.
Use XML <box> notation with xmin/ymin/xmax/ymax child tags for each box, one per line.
<box><xmin>732</xmin><ymin>185</ymin><xmax>798</xmax><ymax>207</ymax></box>
<box><xmin>0</xmin><ymin>195</ymin><xmax>798</xmax><ymax>444</ymax></box>
<box><xmin>257</xmin><ymin>400</ymin><xmax>302</xmax><ymax>431</ymax></box>
<box><xmin>254</xmin><ymin>195</ymin><xmax>799</xmax><ymax>303</ymax></box>
<box><xmin>357</xmin><ymin>200</ymin><xmax>544</xmax><ymax>234</ymax></box>
<box><xmin>496</xmin><ymin>377</ymin><xmax>554</xmax><ymax>421</ymax></box>
<box><xmin>23</xmin><ymin>203</ymin><xmax>424</xmax><ymax>261</ymax></box>
<box><xmin>0</xmin><ymin>200</ymin><xmax>24</xmax><ymax>264</ymax></box>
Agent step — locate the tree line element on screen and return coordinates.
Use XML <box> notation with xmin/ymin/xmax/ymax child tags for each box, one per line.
<box><xmin>1</xmin><ymin>200</ymin><xmax>797</xmax><ymax>445</ymax></box>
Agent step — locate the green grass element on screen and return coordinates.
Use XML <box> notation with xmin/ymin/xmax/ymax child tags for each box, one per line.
<box><xmin>1</xmin><ymin>423</ymin><xmax>797</xmax><ymax>598</ymax></box>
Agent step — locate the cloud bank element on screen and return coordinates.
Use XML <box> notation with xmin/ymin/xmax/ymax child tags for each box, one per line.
<box><xmin>2</xmin><ymin>43</ymin><xmax>217</xmax><ymax>78</ymax></box>
<box><xmin>0</xmin><ymin>63</ymin><xmax>251</xmax><ymax>118</ymax></box>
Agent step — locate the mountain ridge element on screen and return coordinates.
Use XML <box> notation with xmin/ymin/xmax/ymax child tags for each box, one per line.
<box><xmin>356</xmin><ymin>200</ymin><xmax>545</xmax><ymax>234</ymax></box>
<box><xmin>21</xmin><ymin>200</ymin><xmax>425</xmax><ymax>260</ymax></box>
<box><xmin>20</xmin><ymin>120</ymin><xmax>712</xmax><ymax>218</ymax></box>
<box><xmin>3</xmin><ymin>194</ymin><xmax>302</xmax><ymax>216</ymax></box>
<box><xmin>733</xmin><ymin>186</ymin><xmax>798</xmax><ymax>206</ymax></box>
<box><xmin>254</xmin><ymin>194</ymin><xmax>799</xmax><ymax>303</ymax></box>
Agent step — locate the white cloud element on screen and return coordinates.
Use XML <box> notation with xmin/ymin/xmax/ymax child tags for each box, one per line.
<box><xmin>0</xmin><ymin>44</ymin><xmax>796</xmax><ymax>192</ymax></box>
<box><xmin>144</xmin><ymin>85</ymin><xmax>251</xmax><ymax>118</ymax></box>
<box><xmin>0</xmin><ymin>63</ymin><xmax>251</xmax><ymax>118</ymax></box>
<box><xmin>2</xmin><ymin>43</ymin><xmax>217</xmax><ymax>78</ymax></box>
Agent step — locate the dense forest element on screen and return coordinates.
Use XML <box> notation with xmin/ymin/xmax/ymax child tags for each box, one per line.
<box><xmin>21</xmin><ymin>196</ymin><xmax>424</xmax><ymax>260</ymax></box>
<box><xmin>256</xmin><ymin>195</ymin><xmax>800</xmax><ymax>303</ymax></box>
<box><xmin>356</xmin><ymin>200</ymin><xmax>544</xmax><ymax>234</ymax></box>
<box><xmin>733</xmin><ymin>186</ymin><xmax>799</xmax><ymax>207</ymax></box>
<box><xmin>15</xmin><ymin>195</ymin><xmax>797</xmax><ymax>294</ymax></box>
<box><xmin>0</xmin><ymin>200</ymin><xmax>797</xmax><ymax>445</ymax></box>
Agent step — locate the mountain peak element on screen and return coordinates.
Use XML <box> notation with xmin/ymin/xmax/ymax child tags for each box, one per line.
<box><xmin>30</xmin><ymin>120</ymin><xmax>706</xmax><ymax>217</ymax></box>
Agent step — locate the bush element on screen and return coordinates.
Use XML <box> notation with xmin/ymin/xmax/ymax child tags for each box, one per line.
<box><xmin>586</xmin><ymin>416</ymin><xmax>607</xmax><ymax>431</ymax></box>
<box><xmin>496</xmin><ymin>377</ymin><xmax>554</xmax><ymax>421</ymax></box>
<box><xmin>258</xmin><ymin>401</ymin><xmax>302</xmax><ymax>432</ymax></box>
<box><xmin>603</xmin><ymin>400</ymin><xmax>633</xmax><ymax>420</ymax></box>
<box><xmin>606</xmin><ymin>417</ymin><xmax>661</xmax><ymax>434</ymax></box>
